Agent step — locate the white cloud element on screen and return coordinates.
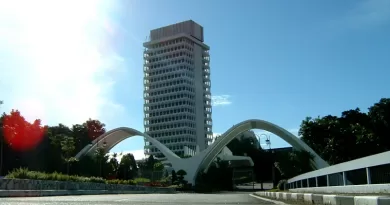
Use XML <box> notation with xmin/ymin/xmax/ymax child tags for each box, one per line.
<box><xmin>108</xmin><ymin>150</ymin><xmax>146</xmax><ymax>162</ymax></box>
<box><xmin>0</xmin><ymin>0</ymin><xmax>126</xmax><ymax>126</ymax></box>
<box><xmin>207</xmin><ymin>132</ymin><xmax>221</xmax><ymax>144</ymax></box>
<box><xmin>213</xmin><ymin>133</ymin><xmax>221</xmax><ymax>138</ymax></box>
<box><xmin>211</xmin><ymin>95</ymin><xmax>232</xmax><ymax>106</ymax></box>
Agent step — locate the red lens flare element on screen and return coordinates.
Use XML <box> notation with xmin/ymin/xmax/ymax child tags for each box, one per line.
<box><xmin>2</xmin><ymin>110</ymin><xmax>46</xmax><ymax>151</ymax></box>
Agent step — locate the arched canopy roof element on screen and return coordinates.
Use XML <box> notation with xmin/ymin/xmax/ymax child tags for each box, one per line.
<box><xmin>197</xmin><ymin>119</ymin><xmax>329</xmax><ymax>174</ymax></box>
<box><xmin>75</xmin><ymin>127</ymin><xmax>180</xmax><ymax>162</ymax></box>
<box><xmin>74</xmin><ymin>119</ymin><xmax>329</xmax><ymax>186</ymax></box>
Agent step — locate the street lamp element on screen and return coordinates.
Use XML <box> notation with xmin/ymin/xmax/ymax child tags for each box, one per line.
<box><xmin>258</xmin><ymin>134</ymin><xmax>277</xmax><ymax>188</ymax></box>
<box><xmin>259</xmin><ymin>133</ymin><xmax>271</xmax><ymax>150</ymax></box>
<box><xmin>255</xmin><ymin>133</ymin><xmax>275</xmax><ymax>189</ymax></box>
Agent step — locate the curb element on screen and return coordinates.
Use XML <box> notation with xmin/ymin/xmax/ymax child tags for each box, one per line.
<box><xmin>0</xmin><ymin>190</ymin><xmax>175</xmax><ymax>197</ymax></box>
<box><xmin>254</xmin><ymin>191</ymin><xmax>390</xmax><ymax>205</ymax></box>
<box><xmin>249</xmin><ymin>194</ymin><xmax>290</xmax><ymax>205</ymax></box>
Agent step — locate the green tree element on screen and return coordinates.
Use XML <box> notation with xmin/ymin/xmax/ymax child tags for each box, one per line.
<box><xmin>108</xmin><ymin>153</ymin><xmax>119</xmax><ymax>178</ymax></box>
<box><xmin>146</xmin><ymin>155</ymin><xmax>156</xmax><ymax>171</ymax></box>
<box><xmin>46</xmin><ymin>126</ymin><xmax>69</xmax><ymax>173</ymax></box>
<box><xmin>0</xmin><ymin>108</ymin><xmax>112</xmax><ymax>178</ymax></box>
<box><xmin>176</xmin><ymin>169</ymin><xmax>187</xmax><ymax>183</ymax></box>
<box><xmin>274</xmin><ymin>150</ymin><xmax>314</xmax><ymax>178</ymax></box>
<box><xmin>71</xmin><ymin>124</ymin><xmax>90</xmax><ymax>153</ymax></box>
<box><xmin>171</xmin><ymin>170</ymin><xmax>177</xmax><ymax>184</ymax></box>
<box><xmin>60</xmin><ymin>136</ymin><xmax>76</xmax><ymax>174</ymax></box>
<box><xmin>1</xmin><ymin>110</ymin><xmax>48</xmax><ymax>173</ymax></box>
<box><xmin>299</xmin><ymin>98</ymin><xmax>390</xmax><ymax>165</ymax></box>
<box><xmin>1</xmin><ymin>98</ymin><xmax>388</xmax><ymax>186</ymax></box>
<box><xmin>118</xmin><ymin>153</ymin><xmax>138</xmax><ymax>180</ymax></box>
<box><xmin>94</xmin><ymin>147</ymin><xmax>108</xmax><ymax>178</ymax></box>
<box><xmin>137</xmin><ymin>158</ymin><xmax>147</xmax><ymax>171</ymax></box>
<box><xmin>153</xmin><ymin>161</ymin><xmax>164</xmax><ymax>171</ymax></box>
<box><xmin>226</xmin><ymin>135</ymin><xmax>269</xmax><ymax>183</ymax></box>
<box><xmin>368</xmin><ymin>98</ymin><xmax>390</xmax><ymax>150</ymax></box>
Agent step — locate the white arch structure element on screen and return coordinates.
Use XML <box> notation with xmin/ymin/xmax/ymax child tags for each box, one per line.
<box><xmin>74</xmin><ymin>127</ymin><xmax>181</xmax><ymax>163</ymax></box>
<box><xmin>75</xmin><ymin>119</ymin><xmax>329</xmax><ymax>185</ymax></box>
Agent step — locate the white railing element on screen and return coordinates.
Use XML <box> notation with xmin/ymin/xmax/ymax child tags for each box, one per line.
<box><xmin>287</xmin><ymin>151</ymin><xmax>390</xmax><ymax>189</ymax></box>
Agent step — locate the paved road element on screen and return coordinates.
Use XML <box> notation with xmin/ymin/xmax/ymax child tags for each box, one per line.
<box><xmin>0</xmin><ymin>192</ymin><xmax>274</xmax><ymax>205</ymax></box>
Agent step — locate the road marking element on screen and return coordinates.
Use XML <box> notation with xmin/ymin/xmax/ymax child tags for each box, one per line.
<box><xmin>249</xmin><ymin>194</ymin><xmax>291</xmax><ymax>205</ymax></box>
<box><xmin>114</xmin><ymin>199</ymin><xmax>130</xmax><ymax>202</ymax></box>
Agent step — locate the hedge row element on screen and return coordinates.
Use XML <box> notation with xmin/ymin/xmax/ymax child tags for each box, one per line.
<box><xmin>4</xmin><ymin>168</ymin><xmax>151</xmax><ymax>185</ymax></box>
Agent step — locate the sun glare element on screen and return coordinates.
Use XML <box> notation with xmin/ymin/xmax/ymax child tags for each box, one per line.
<box><xmin>0</xmin><ymin>0</ymin><xmax>120</xmax><ymax>125</ymax></box>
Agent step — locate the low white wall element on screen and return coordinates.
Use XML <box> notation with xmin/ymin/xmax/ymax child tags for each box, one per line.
<box><xmin>290</xmin><ymin>184</ymin><xmax>390</xmax><ymax>194</ymax></box>
<box><xmin>288</xmin><ymin>151</ymin><xmax>390</xmax><ymax>183</ymax></box>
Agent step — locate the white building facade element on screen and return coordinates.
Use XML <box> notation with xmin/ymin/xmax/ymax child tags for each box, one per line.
<box><xmin>143</xmin><ymin>20</ymin><xmax>213</xmax><ymax>158</ymax></box>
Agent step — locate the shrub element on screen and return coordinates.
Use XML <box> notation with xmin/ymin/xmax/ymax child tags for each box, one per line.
<box><xmin>176</xmin><ymin>169</ymin><xmax>187</xmax><ymax>176</ymax></box>
<box><xmin>7</xmin><ymin>168</ymin><xmax>105</xmax><ymax>184</ymax></box>
<box><xmin>158</xmin><ymin>175</ymin><xmax>171</xmax><ymax>184</ymax></box>
<box><xmin>106</xmin><ymin>179</ymin><xmax>136</xmax><ymax>185</ymax></box>
<box><xmin>133</xmin><ymin>177</ymin><xmax>150</xmax><ymax>183</ymax></box>
<box><xmin>277</xmin><ymin>179</ymin><xmax>287</xmax><ymax>190</ymax></box>
<box><xmin>167</xmin><ymin>184</ymin><xmax>180</xmax><ymax>189</ymax></box>
<box><xmin>144</xmin><ymin>181</ymin><xmax>168</xmax><ymax>187</ymax></box>
<box><xmin>6</xmin><ymin>168</ymin><xmax>31</xmax><ymax>179</ymax></box>
<box><xmin>6</xmin><ymin>168</ymin><xmax>152</xmax><ymax>185</ymax></box>
<box><xmin>87</xmin><ymin>176</ymin><xmax>106</xmax><ymax>184</ymax></box>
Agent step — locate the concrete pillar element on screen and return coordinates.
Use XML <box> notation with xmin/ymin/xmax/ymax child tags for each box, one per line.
<box><xmin>315</xmin><ymin>177</ymin><xmax>318</xmax><ymax>187</ymax></box>
<box><xmin>342</xmin><ymin>172</ymin><xmax>346</xmax><ymax>186</ymax></box>
<box><xmin>366</xmin><ymin>167</ymin><xmax>371</xmax><ymax>184</ymax></box>
<box><xmin>326</xmin><ymin>175</ymin><xmax>330</xmax><ymax>187</ymax></box>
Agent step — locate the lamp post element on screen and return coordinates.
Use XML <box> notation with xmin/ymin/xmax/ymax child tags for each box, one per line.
<box><xmin>254</xmin><ymin>133</ymin><xmax>269</xmax><ymax>190</ymax></box>
<box><xmin>258</xmin><ymin>133</ymin><xmax>271</xmax><ymax>151</ymax></box>
<box><xmin>255</xmin><ymin>133</ymin><xmax>275</xmax><ymax>189</ymax></box>
<box><xmin>262</xmin><ymin>135</ymin><xmax>276</xmax><ymax>188</ymax></box>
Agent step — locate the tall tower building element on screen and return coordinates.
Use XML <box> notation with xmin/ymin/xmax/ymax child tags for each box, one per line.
<box><xmin>143</xmin><ymin>20</ymin><xmax>213</xmax><ymax>158</ymax></box>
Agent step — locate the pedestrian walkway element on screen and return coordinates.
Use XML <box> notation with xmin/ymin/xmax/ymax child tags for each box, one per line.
<box><xmin>254</xmin><ymin>191</ymin><xmax>390</xmax><ymax>205</ymax></box>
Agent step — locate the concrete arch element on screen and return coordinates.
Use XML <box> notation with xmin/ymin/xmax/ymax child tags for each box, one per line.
<box><xmin>197</xmin><ymin>119</ymin><xmax>329</xmax><ymax>176</ymax></box>
<box><xmin>74</xmin><ymin>119</ymin><xmax>329</xmax><ymax>185</ymax></box>
<box><xmin>74</xmin><ymin>127</ymin><xmax>181</xmax><ymax>163</ymax></box>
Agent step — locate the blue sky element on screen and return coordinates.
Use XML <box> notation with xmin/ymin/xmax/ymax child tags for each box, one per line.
<box><xmin>1</xmin><ymin>0</ymin><xmax>389</xmax><ymax>159</ymax></box>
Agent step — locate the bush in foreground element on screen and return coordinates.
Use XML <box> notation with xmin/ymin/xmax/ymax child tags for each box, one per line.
<box><xmin>133</xmin><ymin>177</ymin><xmax>150</xmax><ymax>183</ymax></box>
<box><xmin>5</xmin><ymin>168</ymin><xmax>137</xmax><ymax>185</ymax></box>
<box><xmin>6</xmin><ymin>168</ymin><xmax>105</xmax><ymax>183</ymax></box>
<box><xmin>106</xmin><ymin>179</ymin><xmax>136</xmax><ymax>185</ymax></box>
